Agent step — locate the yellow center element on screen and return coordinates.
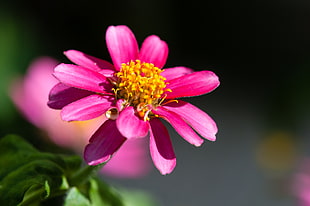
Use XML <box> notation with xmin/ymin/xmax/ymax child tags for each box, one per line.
<box><xmin>115</xmin><ymin>60</ymin><xmax>171</xmax><ymax>120</ymax></box>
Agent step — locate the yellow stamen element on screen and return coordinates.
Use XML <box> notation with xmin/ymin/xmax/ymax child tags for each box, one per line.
<box><xmin>115</xmin><ymin>60</ymin><xmax>171</xmax><ymax>120</ymax></box>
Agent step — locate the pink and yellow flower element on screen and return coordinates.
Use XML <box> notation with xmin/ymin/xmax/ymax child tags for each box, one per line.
<box><xmin>10</xmin><ymin>57</ymin><xmax>151</xmax><ymax>178</ymax></box>
<box><xmin>48</xmin><ymin>25</ymin><xmax>220</xmax><ymax>174</ymax></box>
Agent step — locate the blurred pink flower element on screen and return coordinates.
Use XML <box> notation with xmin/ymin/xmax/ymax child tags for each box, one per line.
<box><xmin>10</xmin><ymin>56</ymin><xmax>151</xmax><ymax>178</ymax></box>
<box><xmin>48</xmin><ymin>25</ymin><xmax>220</xmax><ymax>175</ymax></box>
<box><xmin>293</xmin><ymin>158</ymin><xmax>310</xmax><ymax>206</ymax></box>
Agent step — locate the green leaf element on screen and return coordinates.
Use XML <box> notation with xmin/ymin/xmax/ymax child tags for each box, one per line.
<box><xmin>0</xmin><ymin>135</ymin><xmax>82</xmax><ymax>206</ymax></box>
<box><xmin>88</xmin><ymin>178</ymin><xmax>124</xmax><ymax>206</ymax></box>
<box><xmin>17</xmin><ymin>181</ymin><xmax>50</xmax><ymax>206</ymax></box>
<box><xmin>44</xmin><ymin>180</ymin><xmax>51</xmax><ymax>198</ymax></box>
<box><xmin>64</xmin><ymin>187</ymin><xmax>91</xmax><ymax>206</ymax></box>
<box><xmin>60</xmin><ymin>175</ymin><xmax>70</xmax><ymax>190</ymax></box>
<box><xmin>0</xmin><ymin>135</ymin><xmax>126</xmax><ymax>206</ymax></box>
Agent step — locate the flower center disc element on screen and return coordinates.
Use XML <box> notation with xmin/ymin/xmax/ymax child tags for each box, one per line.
<box><xmin>115</xmin><ymin>60</ymin><xmax>169</xmax><ymax>119</ymax></box>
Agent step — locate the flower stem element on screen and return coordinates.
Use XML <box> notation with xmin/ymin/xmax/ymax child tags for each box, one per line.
<box><xmin>69</xmin><ymin>164</ymin><xmax>104</xmax><ymax>186</ymax></box>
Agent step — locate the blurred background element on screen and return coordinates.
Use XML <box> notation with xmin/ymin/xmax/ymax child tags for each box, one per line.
<box><xmin>1</xmin><ymin>0</ymin><xmax>310</xmax><ymax>205</ymax></box>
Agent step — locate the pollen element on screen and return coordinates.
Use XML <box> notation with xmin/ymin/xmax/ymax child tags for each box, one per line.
<box><xmin>115</xmin><ymin>60</ymin><xmax>170</xmax><ymax>120</ymax></box>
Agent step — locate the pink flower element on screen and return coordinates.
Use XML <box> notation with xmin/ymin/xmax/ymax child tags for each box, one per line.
<box><xmin>48</xmin><ymin>25</ymin><xmax>220</xmax><ymax>175</ymax></box>
<box><xmin>10</xmin><ymin>57</ymin><xmax>151</xmax><ymax>178</ymax></box>
<box><xmin>293</xmin><ymin>158</ymin><xmax>310</xmax><ymax>206</ymax></box>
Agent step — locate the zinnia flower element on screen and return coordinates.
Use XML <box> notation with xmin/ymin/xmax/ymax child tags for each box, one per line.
<box><xmin>48</xmin><ymin>25</ymin><xmax>220</xmax><ymax>175</ymax></box>
<box><xmin>10</xmin><ymin>57</ymin><xmax>151</xmax><ymax>178</ymax></box>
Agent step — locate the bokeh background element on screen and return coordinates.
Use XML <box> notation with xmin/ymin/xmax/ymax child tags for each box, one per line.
<box><xmin>1</xmin><ymin>0</ymin><xmax>310</xmax><ymax>205</ymax></box>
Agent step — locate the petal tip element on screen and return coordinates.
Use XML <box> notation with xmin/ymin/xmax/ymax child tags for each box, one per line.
<box><xmin>158</xmin><ymin>160</ymin><xmax>176</xmax><ymax>175</ymax></box>
<box><xmin>60</xmin><ymin>109</ymin><xmax>72</xmax><ymax>122</ymax></box>
<box><xmin>84</xmin><ymin>145</ymin><xmax>111</xmax><ymax>165</ymax></box>
<box><xmin>194</xmin><ymin>139</ymin><xmax>204</xmax><ymax>147</ymax></box>
<box><xmin>85</xmin><ymin>156</ymin><xmax>110</xmax><ymax>166</ymax></box>
<box><xmin>63</xmin><ymin>50</ymin><xmax>74</xmax><ymax>58</ymax></box>
<box><xmin>208</xmin><ymin>135</ymin><xmax>217</xmax><ymax>142</ymax></box>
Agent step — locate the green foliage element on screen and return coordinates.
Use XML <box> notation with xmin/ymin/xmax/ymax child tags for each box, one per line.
<box><xmin>0</xmin><ymin>135</ymin><xmax>81</xmax><ymax>205</ymax></box>
<box><xmin>63</xmin><ymin>178</ymin><xmax>125</xmax><ymax>206</ymax></box>
<box><xmin>88</xmin><ymin>178</ymin><xmax>124</xmax><ymax>206</ymax></box>
<box><xmin>0</xmin><ymin>135</ymin><xmax>125</xmax><ymax>206</ymax></box>
<box><xmin>64</xmin><ymin>187</ymin><xmax>91</xmax><ymax>206</ymax></box>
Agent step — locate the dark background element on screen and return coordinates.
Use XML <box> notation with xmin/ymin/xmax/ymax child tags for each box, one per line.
<box><xmin>1</xmin><ymin>0</ymin><xmax>310</xmax><ymax>205</ymax></box>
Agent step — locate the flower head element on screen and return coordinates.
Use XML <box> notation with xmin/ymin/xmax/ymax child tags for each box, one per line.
<box><xmin>10</xmin><ymin>57</ymin><xmax>151</xmax><ymax>178</ymax></box>
<box><xmin>48</xmin><ymin>25</ymin><xmax>220</xmax><ymax>174</ymax></box>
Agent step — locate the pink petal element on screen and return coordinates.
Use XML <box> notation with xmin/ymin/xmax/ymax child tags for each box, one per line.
<box><xmin>149</xmin><ymin>118</ymin><xmax>176</xmax><ymax>175</ymax></box>
<box><xmin>64</xmin><ymin>50</ymin><xmax>116</xmax><ymax>76</ymax></box>
<box><xmin>53</xmin><ymin>63</ymin><xmax>113</xmax><ymax>94</ymax></box>
<box><xmin>139</xmin><ymin>35</ymin><xmax>168</xmax><ymax>68</ymax></box>
<box><xmin>61</xmin><ymin>94</ymin><xmax>113</xmax><ymax>121</ymax></box>
<box><xmin>153</xmin><ymin>107</ymin><xmax>204</xmax><ymax>146</ymax></box>
<box><xmin>100</xmin><ymin>138</ymin><xmax>151</xmax><ymax>178</ymax></box>
<box><xmin>161</xmin><ymin>66</ymin><xmax>194</xmax><ymax>81</ymax></box>
<box><xmin>10</xmin><ymin>57</ymin><xmax>59</xmax><ymax>127</ymax></box>
<box><xmin>106</xmin><ymin>25</ymin><xmax>139</xmax><ymax>70</ymax></box>
<box><xmin>162</xmin><ymin>100</ymin><xmax>217</xmax><ymax>141</ymax></box>
<box><xmin>164</xmin><ymin>70</ymin><xmax>220</xmax><ymax>99</ymax></box>
<box><xmin>116</xmin><ymin>106</ymin><xmax>149</xmax><ymax>139</ymax></box>
<box><xmin>84</xmin><ymin>120</ymin><xmax>127</xmax><ymax>165</ymax></box>
<box><xmin>48</xmin><ymin>83</ymin><xmax>93</xmax><ymax>109</ymax></box>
